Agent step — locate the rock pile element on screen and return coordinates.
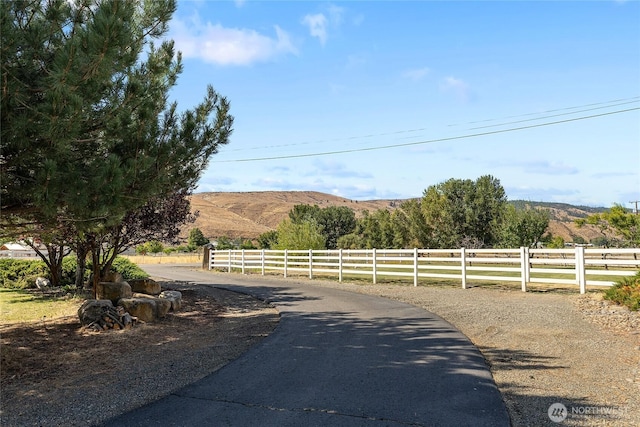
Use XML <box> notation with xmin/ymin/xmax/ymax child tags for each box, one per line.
<box><xmin>574</xmin><ymin>292</ymin><xmax>640</xmax><ymax>334</ymax></box>
<box><xmin>78</xmin><ymin>300</ymin><xmax>136</xmax><ymax>331</ymax></box>
<box><xmin>78</xmin><ymin>275</ymin><xmax>182</xmax><ymax>330</ymax></box>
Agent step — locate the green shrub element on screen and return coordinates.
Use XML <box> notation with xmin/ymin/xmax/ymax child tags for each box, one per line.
<box><xmin>0</xmin><ymin>258</ymin><xmax>48</xmax><ymax>289</ymax></box>
<box><xmin>110</xmin><ymin>256</ymin><xmax>149</xmax><ymax>280</ymax></box>
<box><xmin>61</xmin><ymin>256</ymin><xmax>85</xmax><ymax>286</ymax></box>
<box><xmin>604</xmin><ymin>271</ymin><xmax>640</xmax><ymax>311</ymax></box>
<box><xmin>0</xmin><ymin>256</ymin><xmax>147</xmax><ymax>289</ymax></box>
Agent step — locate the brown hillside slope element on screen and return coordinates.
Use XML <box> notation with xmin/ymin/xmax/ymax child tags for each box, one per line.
<box><xmin>187</xmin><ymin>191</ymin><xmax>604</xmax><ymax>243</ymax></box>
<box><xmin>188</xmin><ymin>191</ymin><xmax>400</xmax><ymax>240</ymax></box>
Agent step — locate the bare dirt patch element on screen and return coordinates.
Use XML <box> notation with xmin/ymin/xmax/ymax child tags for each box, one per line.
<box><xmin>0</xmin><ymin>281</ymin><xmax>279</xmax><ymax>427</ymax></box>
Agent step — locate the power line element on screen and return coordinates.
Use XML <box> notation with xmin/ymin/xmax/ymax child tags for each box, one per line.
<box><xmin>467</xmin><ymin>99</ymin><xmax>639</xmax><ymax>131</ymax></box>
<box><xmin>222</xmin><ymin>96</ymin><xmax>640</xmax><ymax>153</ymax></box>
<box><xmin>448</xmin><ymin>96</ymin><xmax>640</xmax><ymax>127</ymax></box>
<box><xmin>213</xmin><ymin>106</ymin><xmax>640</xmax><ymax>163</ymax></box>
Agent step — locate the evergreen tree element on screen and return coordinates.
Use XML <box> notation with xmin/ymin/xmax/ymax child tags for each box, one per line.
<box><xmin>257</xmin><ymin>230</ymin><xmax>279</xmax><ymax>249</ymax></box>
<box><xmin>188</xmin><ymin>228</ymin><xmax>209</xmax><ymax>250</ymax></box>
<box><xmin>1</xmin><ymin>0</ymin><xmax>233</xmax><ymax>292</ymax></box>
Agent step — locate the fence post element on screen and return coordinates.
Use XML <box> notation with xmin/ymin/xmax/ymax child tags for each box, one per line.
<box><xmin>576</xmin><ymin>246</ymin><xmax>586</xmax><ymax>294</ymax></box>
<box><xmin>372</xmin><ymin>248</ymin><xmax>377</xmax><ymax>285</ymax></box>
<box><xmin>461</xmin><ymin>247</ymin><xmax>467</xmax><ymax>289</ymax></box>
<box><xmin>261</xmin><ymin>249</ymin><xmax>265</xmax><ymax>275</ymax></box>
<box><xmin>339</xmin><ymin>249</ymin><xmax>343</xmax><ymax>283</ymax></box>
<box><xmin>524</xmin><ymin>246</ymin><xmax>531</xmax><ymax>284</ymax></box>
<box><xmin>309</xmin><ymin>249</ymin><xmax>313</xmax><ymax>279</ymax></box>
<box><xmin>413</xmin><ymin>248</ymin><xmax>419</xmax><ymax>287</ymax></box>
<box><xmin>520</xmin><ymin>247</ymin><xmax>528</xmax><ymax>292</ymax></box>
<box><xmin>284</xmin><ymin>249</ymin><xmax>288</xmax><ymax>278</ymax></box>
<box><xmin>228</xmin><ymin>249</ymin><xmax>232</xmax><ymax>273</ymax></box>
<box><xmin>241</xmin><ymin>249</ymin><xmax>246</xmax><ymax>274</ymax></box>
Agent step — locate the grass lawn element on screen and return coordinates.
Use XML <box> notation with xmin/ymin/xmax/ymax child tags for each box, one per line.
<box><xmin>0</xmin><ymin>288</ymin><xmax>84</xmax><ymax>324</ymax></box>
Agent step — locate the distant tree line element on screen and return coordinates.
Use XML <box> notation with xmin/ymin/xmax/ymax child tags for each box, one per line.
<box><xmin>257</xmin><ymin>175</ymin><xmax>552</xmax><ymax>251</ymax></box>
<box><xmin>202</xmin><ymin>176</ymin><xmax>640</xmax><ymax>253</ymax></box>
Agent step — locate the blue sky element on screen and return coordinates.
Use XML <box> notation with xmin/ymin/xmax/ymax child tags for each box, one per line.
<box><xmin>167</xmin><ymin>0</ymin><xmax>640</xmax><ymax>208</ymax></box>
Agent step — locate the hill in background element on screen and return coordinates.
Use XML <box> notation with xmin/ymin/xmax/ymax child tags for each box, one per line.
<box><xmin>186</xmin><ymin>191</ymin><xmax>607</xmax><ymax>244</ymax></box>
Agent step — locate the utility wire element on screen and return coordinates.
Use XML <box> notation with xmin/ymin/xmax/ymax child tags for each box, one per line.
<box><xmin>468</xmin><ymin>99</ymin><xmax>640</xmax><ymax>130</ymax></box>
<box><xmin>213</xmin><ymin>106</ymin><xmax>639</xmax><ymax>163</ymax></box>
<box><xmin>222</xmin><ymin>96</ymin><xmax>640</xmax><ymax>153</ymax></box>
<box><xmin>449</xmin><ymin>96</ymin><xmax>640</xmax><ymax>126</ymax></box>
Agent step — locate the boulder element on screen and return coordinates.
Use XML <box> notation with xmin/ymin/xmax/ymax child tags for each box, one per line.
<box><xmin>120</xmin><ymin>295</ymin><xmax>172</xmax><ymax>322</ymax></box>
<box><xmin>103</xmin><ymin>271</ymin><xmax>124</xmax><ymax>283</ymax></box>
<box><xmin>118</xmin><ymin>298</ymin><xmax>156</xmax><ymax>322</ymax></box>
<box><xmin>128</xmin><ymin>278</ymin><xmax>161</xmax><ymax>296</ymax></box>
<box><xmin>96</xmin><ymin>281</ymin><xmax>132</xmax><ymax>304</ymax></box>
<box><xmin>159</xmin><ymin>290</ymin><xmax>182</xmax><ymax>311</ymax></box>
<box><xmin>154</xmin><ymin>297</ymin><xmax>171</xmax><ymax>318</ymax></box>
<box><xmin>35</xmin><ymin>277</ymin><xmax>51</xmax><ymax>289</ymax></box>
<box><xmin>78</xmin><ymin>299</ymin><xmax>114</xmax><ymax>326</ymax></box>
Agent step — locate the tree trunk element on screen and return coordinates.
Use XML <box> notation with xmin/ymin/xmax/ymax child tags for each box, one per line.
<box><xmin>75</xmin><ymin>244</ymin><xmax>89</xmax><ymax>289</ymax></box>
<box><xmin>46</xmin><ymin>244</ymin><xmax>65</xmax><ymax>287</ymax></box>
<box><xmin>89</xmin><ymin>235</ymin><xmax>101</xmax><ymax>299</ymax></box>
<box><xmin>28</xmin><ymin>241</ymin><xmax>66</xmax><ymax>287</ymax></box>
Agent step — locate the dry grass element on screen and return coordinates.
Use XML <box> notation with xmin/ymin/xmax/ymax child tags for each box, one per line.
<box><xmin>186</xmin><ymin>191</ymin><xmax>604</xmax><ymax>242</ymax></box>
<box><xmin>123</xmin><ymin>254</ymin><xmax>202</xmax><ymax>264</ymax></box>
<box><xmin>186</xmin><ymin>191</ymin><xmax>399</xmax><ymax>240</ymax></box>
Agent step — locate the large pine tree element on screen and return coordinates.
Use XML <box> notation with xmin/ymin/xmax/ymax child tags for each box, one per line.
<box><xmin>1</xmin><ymin>0</ymin><xmax>233</xmax><ymax>289</ymax></box>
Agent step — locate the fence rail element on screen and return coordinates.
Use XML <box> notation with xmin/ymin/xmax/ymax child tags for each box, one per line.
<box><xmin>208</xmin><ymin>247</ymin><xmax>640</xmax><ymax>294</ymax></box>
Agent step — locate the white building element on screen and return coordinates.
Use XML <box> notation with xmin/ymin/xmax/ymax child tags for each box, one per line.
<box><xmin>0</xmin><ymin>242</ymin><xmax>47</xmax><ymax>258</ymax></box>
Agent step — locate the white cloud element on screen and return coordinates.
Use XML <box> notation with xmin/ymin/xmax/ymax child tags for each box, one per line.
<box><xmin>440</xmin><ymin>76</ymin><xmax>471</xmax><ymax>101</ymax></box>
<box><xmin>301</xmin><ymin>13</ymin><xmax>328</xmax><ymax>45</ymax></box>
<box><xmin>302</xmin><ymin>4</ymin><xmax>347</xmax><ymax>46</ymax></box>
<box><xmin>234</xmin><ymin>0</ymin><xmax>246</xmax><ymax>7</ymax></box>
<box><xmin>170</xmin><ymin>15</ymin><xmax>297</xmax><ymax>66</ymax></box>
<box><xmin>402</xmin><ymin>67</ymin><xmax>430</xmax><ymax>81</ymax></box>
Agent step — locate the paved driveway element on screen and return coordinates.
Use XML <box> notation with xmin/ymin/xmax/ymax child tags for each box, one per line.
<box><xmin>102</xmin><ymin>265</ymin><xmax>510</xmax><ymax>426</ymax></box>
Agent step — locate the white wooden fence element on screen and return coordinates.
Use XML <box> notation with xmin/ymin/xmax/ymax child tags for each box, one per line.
<box><xmin>208</xmin><ymin>247</ymin><xmax>640</xmax><ymax>294</ymax></box>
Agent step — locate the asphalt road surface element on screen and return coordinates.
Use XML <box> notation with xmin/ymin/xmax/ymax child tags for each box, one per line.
<box><xmin>102</xmin><ymin>265</ymin><xmax>510</xmax><ymax>427</ymax></box>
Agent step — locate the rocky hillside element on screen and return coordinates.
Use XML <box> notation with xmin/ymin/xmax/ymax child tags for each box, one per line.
<box><xmin>186</xmin><ymin>191</ymin><xmax>607</xmax><ymax>244</ymax></box>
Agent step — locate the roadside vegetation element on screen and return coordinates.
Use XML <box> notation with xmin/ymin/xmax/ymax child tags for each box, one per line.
<box><xmin>0</xmin><ymin>257</ymin><xmax>147</xmax><ymax>290</ymax></box>
<box><xmin>0</xmin><ymin>257</ymin><xmax>149</xmax><ymax>323</ymax></box>
<box><xmin>604</xmin><ymin>271</ymin><xmax>640</xmax><ymax>311</ymax></box>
